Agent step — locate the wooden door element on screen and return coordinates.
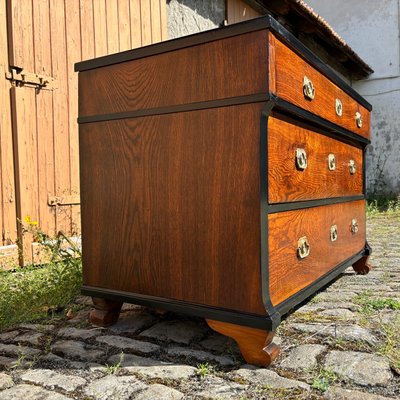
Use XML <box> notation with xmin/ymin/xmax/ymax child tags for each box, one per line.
<box><xmin>4</xmin><ymin>0</ymin><xmax>167</xmax><ymax>265</ymax></box>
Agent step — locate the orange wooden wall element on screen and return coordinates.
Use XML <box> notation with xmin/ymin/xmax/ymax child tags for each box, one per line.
<box><xmin>0</xmin><ymin>0</ymin><xmax>167</xmax><ymax>266</ymax></box>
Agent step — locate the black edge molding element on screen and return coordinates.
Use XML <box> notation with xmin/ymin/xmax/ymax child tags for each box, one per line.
<box><xmin>75</xmin><ymin>15</ymin><xmax>371</xmax><ymax>111</ymax></box>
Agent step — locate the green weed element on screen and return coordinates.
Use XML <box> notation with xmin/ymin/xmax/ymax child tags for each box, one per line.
<box><xmin>310</xmin><ymin>368</ymin><xmax>337</xmax><ymax>392</ymax></box>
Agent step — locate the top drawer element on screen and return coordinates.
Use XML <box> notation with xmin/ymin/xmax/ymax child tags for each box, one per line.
<box><xmin>269</xmin><ymin>32</ymin><xmax>370</xmax><ymax>139</ymax></box>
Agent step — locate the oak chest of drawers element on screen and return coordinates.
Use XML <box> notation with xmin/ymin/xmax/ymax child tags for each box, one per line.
<box><xmin>76</xmin><ymin>15</ymin><xmax>372</xmax><ymax>366</ymax></box>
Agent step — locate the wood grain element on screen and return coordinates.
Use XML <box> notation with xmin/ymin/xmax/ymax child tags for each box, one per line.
<box><xmin>0</xmin><ymin>0</ymin><xmax>17</xmax><ymax>246</ymax></box>
<box><xmin>268</xmin><ymin>200</ymin><xmax>366</xmax><ymax>306</ymax></box>
<box><xmin>270</xmin><ymin>32</ymin><xmax>370</xmax><ymax>139</ymax></box>
<box><xmin>78</xmin><ymin>30</ymin><xmax>269</xmax><ymax>117</ymax></box>
<box><xmin>207</xmin><ymin>319</ymin><xmax>279</xmax><ymax>367</ymax></box>
<box><xmin>268</xmin><ymin>113</ymin><xmax>363</xmax><ymax>203</ymax></box>
<box><xmin>227</xmin><ymin>0</ymin><xmax>261</xmax><ymax>24</ymax></box>
<box><xmin>80</xmin><ymin>103</ymin><xmax>266</xmax><ymax>315</ymax></box>
<box><xmin>118</xmin><ymin>0</ymin><xmax>131</xmax><ymax>51</ymax></box>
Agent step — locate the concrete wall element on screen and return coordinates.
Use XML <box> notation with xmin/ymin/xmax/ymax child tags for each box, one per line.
<box><xmin>166</xmin><ymin>0</ymin><xmax>225</xmax><ymax>39</ymax></box>
<box><xmin>306</xmin><ymin>0</ymin><xmax>400</xmax><ymax>196</ymax></box>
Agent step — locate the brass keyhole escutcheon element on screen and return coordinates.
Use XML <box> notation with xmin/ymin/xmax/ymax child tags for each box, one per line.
<box><xmin>297</xmin><ymin>236</ymin><xmax>310</xmax><ymax>259</ymax></box>
<box><xmin>328</xmin><ymin>154</ymin><xmax>336</xmax><ymax>171</ymax></box>
<box><xmin>330</xmin><ymin>225</ymin><xmax>338</xmax><ymax>242</ymax></box>
<box><xmin>351</xmin><ymin>219</ymin><xmax>359</xmax><ymax>234</ymax></box>
<box><xmin>355</xmin><ymin>112</ymin><xmax>363</xmax><ymax>128</ymax></box>
<box><xmin>303</xmin><ymin>76</ymin><xmax>315</xmax><ymax>100</ymax></box>
<box><xmin>296</xmin><ymin>148</ymin><xmax>308</xmax><ymax>170</ymax></box>
<box><xmin>335</xmin><ymin>99</ymin><xmax>343</xmax><ymax>116</ymax></box>
<box><xmin>349</xmin><ymin>159</ymin><xmax>356</xmax><ymax>175</ymax></box>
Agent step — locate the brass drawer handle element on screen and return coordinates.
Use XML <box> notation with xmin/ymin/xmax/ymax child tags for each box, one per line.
<box><xmin>328</xmin><ymin>154</ymin><xmax>336</xmax><ymax>171</ymax></box>
<box><xmin>295</xmin><ymin>148</ymin><xmax>308</xmax><ymax>170</ymax></box>
<box><xmin>351</xmin><ymin>218</ymin><xmax>359</xmax><ymax>234</ymax></box>
<box><xmin>349</xmin><ymin>159</ymin><xmax>356</xmax><ymax>175</ymax></box>
<box><xmin>297</xmin><ymin>236</ymin><xmax>310</xmax><ymax>259</ymax></box>
<box><xmin>355</xmin><ymin>112</ymin><xmax>362</xmax><ymax>128</ymax></box>
<box><xmin>335</xmin><ymin>99</ymin><xmax>343</xmax><ymax>116</ymax></box>
<box><xmin>330</xmin><ymin>225</ymin><xmax>338</xmax><ymax>242</ymax></box>
<box><xmin>303</xmin><ymin>76</ymin><xmax>315</xmax><ymax>100</ymax></box>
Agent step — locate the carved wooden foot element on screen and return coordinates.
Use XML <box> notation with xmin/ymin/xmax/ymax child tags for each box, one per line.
<box><xmin>90</xmin><ymin>297</ymin><xmax>123</xmax><ymax>327</ymax></box>
<box><xmin>352</xmin><ymin>255</ymin><xmax>372</xmax><ymax>275</ymax></box>
<box><xmin>206</xmin><ymin>319</ymin><xmax>280</xmax><ymax>367</ymax></box>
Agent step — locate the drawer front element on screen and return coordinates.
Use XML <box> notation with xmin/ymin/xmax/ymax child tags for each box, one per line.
<box><xmin>268</xmin><ymin>200</ymin><xmax>366</xmax><ymax>306</ymax></box>
<box><xmin>269</xmin><ymin>33</ymin><xmax>370</xmax><ymax>139</ymax></box>
<box><xmin>268</xmin><ymin>114</ymin><xmax>363</xmax><ymax>203</ymax></box>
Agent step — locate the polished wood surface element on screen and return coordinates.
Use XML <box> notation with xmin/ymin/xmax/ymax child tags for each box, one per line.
<box><xmin>268</xmin><ymin>200</ymin><xmax>366</xmax><ymax>306</ymax></box>
<box><xmin>78</xmin><ymin>30</ymin><xmax>268</xmax><ymax>117</ymax></box>
<box><xmin>270</xmin><ymin>32</ymin><xmax>370</xmax><ymax>139</ymax></box>
<box><xmin>80</xmin><ymin>103</ymin><xmax>266</xmax><ymax>315</ymax></box>
<box><xmin>352</xmin><ymin>255</ymin><xmax>372</xmax><ymax>275</ymax></box>
<box><xmin>268</xmin><ymin>113</ymin><xmax>363</xmax><ymax>203</ymax></box>
<box><xmin>206</xmin><ymin>319</ymin><xmax>280</xmax><ymax>367</ymax></box>
<box><xmin>90</xmin><ymin>297</ymin><xmax>123</xmax><ymax>327</ymax></box>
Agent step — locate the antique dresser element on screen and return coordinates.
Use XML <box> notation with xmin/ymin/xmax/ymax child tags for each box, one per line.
<box><xmin>76</xmin><ymin>15</ymin><xmax>372</xmax><ymax>366</ymax></box>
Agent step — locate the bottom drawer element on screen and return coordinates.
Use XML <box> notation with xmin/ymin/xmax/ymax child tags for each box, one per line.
<box><xmin>268</xmin><ymin>200</ymin><xmax>366</xmax><ymax>306</ymax></box>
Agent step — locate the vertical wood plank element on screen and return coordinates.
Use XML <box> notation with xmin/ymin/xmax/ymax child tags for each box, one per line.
<box><xmin>226</xmin><ymin>0</ymin><xmax>261</xmax><ymax>24</ymax></box>
<box><xmin>8</xmin><ymin>0</ymin><xmax>38</xmax><ymax>263</ymax></box>
<box><xmin>105</xmin><ymin>0</ymin><xmax>119</xmax><ymax>54</ymax></box>
<box><xmin>65</xmin><ymin>0</ymin><xmax>82</xmax><ymax>234</ymax></box>
<box><xmin>0</xmin><ymin>0</ymin><xmax>17</xmax><ymax>247</ymax></box>
<box><xmin>33</xmin><ymin>0</ymin><xmax>56</xmax><ymax>237</ymax></box>
<box><xmin>50</xmin><ymin>0</ymin><xmax>71</xmax><ymax>234</ymax></box>
<box><xmin>93</xmin><ymin>0</ymin><xmax>108</xmax><ymax>57</ymax></box>
<box><xmin>118</xmin><ymin>0</ymin><xmax>131</xmax><ymax>51</ymax></box>
<box><xmin>130</xmin><ymin>0</ymin><xmax>142</xmax><ymax>48</ymax></box>
<box><xmin>150</xmin><ymin>0</ymin><xmax>161</xmax><ymax>43</ymax></box>
<box><xmin>80</xmin><ymin>0</ymin><xmax>95</xmax><ymax>60</ymax></box>
<box><xmin>140</xmin><ymin>0</ymin><xmax>152</xmax><ymax>45</ymax></box>
<box><xmin>159</xmin><ymin>0</ymin><xmax>167</xmax><ymax>41</ymax></box>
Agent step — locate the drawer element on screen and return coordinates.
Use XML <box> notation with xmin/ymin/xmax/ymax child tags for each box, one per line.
<box><xmin>268</xmin><ymin>200</ymin><xmax>366</xmax><ymax>306</ymax></box>
<box><xmin>269</xmin><ymin>32</ymin><xmax>370</xmax><ymax>139</ymax></box>
<box><xmin>268</xmin><ymin>114</ymin><xmax>363</xmax><ymax>203</ymax></box>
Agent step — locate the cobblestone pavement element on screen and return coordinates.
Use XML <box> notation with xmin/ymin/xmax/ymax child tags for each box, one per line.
<box><xmin>0</xmin><ymin>213</ymin><xmax>399</xmax><ymax>399</ymax></box>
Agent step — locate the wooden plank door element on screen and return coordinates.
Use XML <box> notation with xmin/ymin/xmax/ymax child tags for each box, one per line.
<box><xmin>6</xmin><ymin>0</ymin><xmax>167</xmax><ymax>265</ymax></box>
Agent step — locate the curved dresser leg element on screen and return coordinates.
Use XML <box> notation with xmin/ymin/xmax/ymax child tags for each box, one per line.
<box><xmin>206</xmin><ymin>319</ymin><xmax>280</xmax><ymax>367</ymax></box>
<box><xmin>90</xmin><ymin>297</ymin><xmax>123</xmax><ymax>327</ymax></box>
<box><xmin>352</xmin><ymin>255</ymin><xmax>372</xmax><ymax>275</ymax></box>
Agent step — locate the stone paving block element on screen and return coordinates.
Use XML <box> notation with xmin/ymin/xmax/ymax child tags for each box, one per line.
<box><xmin>0</xmin><ymin>343</ymin><xmax>40</xmax><ymax>357</ymax></box>
<box><xmin>199</xmin><ymin>333</ymin><xmax>239</xmax><ymax>354</ymax></box>
<box><xmin>280</xmin><ymin>344</ymin><xmax>326</xmax><ymax>371</ymax></box>
<box><xmin>0</xmin><ymin>384</ymin><xmax>71</xmax><ymax>400</ymax></box>
<box><xmin>21</xmin><ymin>369</ymin><xmax>86</xmax><ymax>392</ymax></box>
<box><xmin>134</xmin><ymin>384</ymin><xmax>184</xmax><ymax>400</ymax></box>
<box><xmin>17</xmin><ymin>324</ymin><xmax>55</xmax><ymax>332</ymax></box>
<box><xmin>58</xmin><ymin>326</ymin><xmax>103</xmax><ymax>340</ymax></box>
<box><xmin>0</xmin><ymin>355</ymin><xmax>17</xmax><ymax>367</ymax></box>
<box><xmin>13</xmin><ymin>332</ymin><xmax>44</xmax><ymax>346</ymax></box>
<box><xmin>0</xmin><ymin>373</ymin><xmax>13</xmax><ymax>390</ymax></box>
<box><xmin>233</xmin><ymin>365</ymin><xmax>310</xmax><ymax>390</ymax></box>
<box><xmin>108</xmin><ymin>353</ymin><xmax>159</xmax><ymax>369</ymax></box>
<box><xmin>324</xmin><ymin>351</ymin><xmax>393</xmax><ymax>386</ymax></box>
<box><xmin>194</xmin><ymin>376</ymin><xmax>247</xmax><ymax>400</ymax></box>
<box><xmin>324</xmin><ymin>386</ymin><xmax>393</xmax><ymax>399</ymax></box>
<box><xmin>51</xmin><ymin>340</ymin><xmax>104</xmax><ymax>362</ymax></box>
<box><xmin>319</xmin><ymin>309</ymin><xmax>356</xmax><ymax>320</ymax></box>
<box><xmin>0</xmin><ymin>330</ymin><xmax>20</xmax><ymax>342</ymax></box>
<box><xmin>289</xmin><ymin>323</ymin><xmax>379</xmax><ymax>346</ymax></box>
<box><xmin>108</xmin><ymin>312</ymin><xmax>158</xmax><ymax>334</ymax></box>
<box><xmin>167</xmin><ymin>346</ymin><xmax>236</xmax><ymax>366</ymax></box>
<box><xmin>131</xmin><ymin>364</ymin><xmax>197</xmax><ymax>380</ymax></box>
<box><xmin>140</xmin><ymin>320</ymin><xmax>208</xmax><ymax>344</ymax></box>
<box><xmin>84</xmin><ymin>375</ymin><xmax>146</xmax><ymax>400</ymax></box>
<box><xmin>96</xmin><ymin>335</ymin><xmax>160</xmax><ymax>354</ymax></box>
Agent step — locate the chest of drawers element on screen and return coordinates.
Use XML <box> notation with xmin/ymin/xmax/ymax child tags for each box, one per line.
<box><xmin>76</xmin><ymin>15</ymin><xmax>372</xmax><ymax>367</ymax></box>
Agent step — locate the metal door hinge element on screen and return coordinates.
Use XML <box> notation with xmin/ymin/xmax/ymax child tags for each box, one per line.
<box><xmin>5</xmin><ymin>67</ymin><xmax>57</xmax><ymax>90</ymax></box>
<box><xmin>48</xmin><ymin>194</ymin><xmax>80</xmax><ymax>206</ymax></box>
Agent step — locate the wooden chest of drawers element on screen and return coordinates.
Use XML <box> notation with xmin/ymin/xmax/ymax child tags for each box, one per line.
<box><xmin>76</xmin><ymin>15</ymin><xmax>372</xmax><ymax>367</ymax></box>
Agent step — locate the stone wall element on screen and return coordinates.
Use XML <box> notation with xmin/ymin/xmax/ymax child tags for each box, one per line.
<box><xmin>166</xmin><ymin>0</ymin><xmax>225</xmax><ymax>39</ymax></box>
